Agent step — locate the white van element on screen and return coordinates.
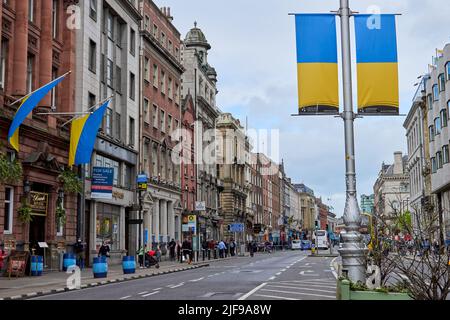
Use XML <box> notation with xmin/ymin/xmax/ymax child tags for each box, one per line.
<box><xmin>291</xmin><ymin>240</ymin><xmax>301</xmax><ymax>250</ymax></box>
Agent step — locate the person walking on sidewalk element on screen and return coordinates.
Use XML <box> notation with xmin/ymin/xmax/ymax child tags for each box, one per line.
<box><xmin>137</xmin><ymin>243</ymin><xmax>148</xmax><ymax>268</ymax></box>
<box><xmin>176</xmin><ymin>241</ymin><xmax>182</xmax><ymax>262</ymax></box>
<box><xmin>218</xmin><ymin>240</ymin><xmax>226</xmax><ymax>258</ymax></box>
<box><xmin>168</xmin><ymin>239</ymin><xmax>176</xmax><ymax>261</ymax></box>
<box><xmin>74</xmin><ymin>239</ymin><xmax>85</xmax><ymax>270</ymax></box>
<box><xmin>98</xmin><ymin>241</ymin><xmax>110</xmax><ymax>259</ymax></box>
<box><xmin>230</xmin><ymin>239</ymin><xmax>236</xmax><ymax>256</ymax></box>
<box><xmin>182</xmin><ymin>239</ymin><xmax>192</xmax><ymax>264</ymax></box>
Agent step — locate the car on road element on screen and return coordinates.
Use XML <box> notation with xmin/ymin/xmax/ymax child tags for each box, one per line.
<box><xmin>301</xmin><ymin>240</ymin><xmax>312</xmax><ymax>250</ymax></box>
<box><xmin>291</xmin><ymin>240</ymin><xmax>301</xmax><ymax>250</ymax></box>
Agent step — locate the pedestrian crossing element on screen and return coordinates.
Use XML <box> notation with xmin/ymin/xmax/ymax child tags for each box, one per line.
<box><xmin>246</xmin><ymin>278</ymin><xmax>337</xmax><ymax>300</ymax></box>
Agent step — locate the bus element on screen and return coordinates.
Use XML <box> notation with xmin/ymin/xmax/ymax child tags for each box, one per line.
<box><xmin>314</xmin><ymin>230</ymin><xmax>329</xmax><ymax>250</ymax></box>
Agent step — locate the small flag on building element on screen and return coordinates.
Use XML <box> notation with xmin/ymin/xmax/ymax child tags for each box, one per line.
<box><xmin>7</xmin><ymin>73</ymin><xmax>69</xmax><ymax>152</ymax></box>
<box><xmin>69</xmin><ymin>100</ymin><xmax>110</xmax><ymax>167</ymax></box>
<box><xmin>294</xmin><ymin>14</ymin><xmax>339</xmax><ymax>114</ymax></box>
<box><xmin>355</xmin><ymin>14</ymin><xmax>399</xmax><ymax>114</ymax></box>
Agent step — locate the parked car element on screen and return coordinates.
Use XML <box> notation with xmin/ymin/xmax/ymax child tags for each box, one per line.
<box><xmin>291</xmin><ymin>240</ymin><xmax>301</xmax><ymax>250</ymax></box>
<box><xmin>301</xmin><ymin>240</ymin><xmax>312</xmax><ymax>250</ymax></box>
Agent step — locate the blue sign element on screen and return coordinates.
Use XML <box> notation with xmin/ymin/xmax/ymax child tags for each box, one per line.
<box><xmin>230</xmin><ymin>223</ymin><xmax>244</xmax><ymax>233</ymax></box>
<box><xmin>91</xmin><ymin>167</ymin><xmax>114</xmax><ymax>199</ymax></box>
<box><xmin>144</xmin><ymin>229</ymin><xmax>149</xmax><ymax>244</ymax></box>
<box><xmin>137</xmin><ymin>174</ymin><xmax>148</xmax><ymax>183</ymax></box>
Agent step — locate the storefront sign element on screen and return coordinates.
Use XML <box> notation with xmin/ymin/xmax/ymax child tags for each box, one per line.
<box><xmin>91</xmin><ymin>167</ymin><xmax>114</xmax><ymax>199</ymax></box>
<box><xmin>187</xmin><ymin>215</ymin><xmax>196</xmax><ymax>226</ymax></box>
<box><xmin>30</xmin><ymin>192</ymin><xmax>48</xmax><ymax>216</ymax></box>
<box><xmin>195</xmin><ymin>201</ymin><xmax>206</xmax><ymax>211</ymax></box>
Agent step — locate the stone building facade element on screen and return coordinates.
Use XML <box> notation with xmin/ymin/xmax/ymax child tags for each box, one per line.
<box><xmin>0</xmin><ymin>0</ymin><xmax>77</xmax><ymax>267</ymax></box>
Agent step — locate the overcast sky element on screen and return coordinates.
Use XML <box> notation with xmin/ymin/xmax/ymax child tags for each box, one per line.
<box><xmin>159</xmin><ymin>0</ymin><xmax>450</xmax><ymax>217</ymax></box>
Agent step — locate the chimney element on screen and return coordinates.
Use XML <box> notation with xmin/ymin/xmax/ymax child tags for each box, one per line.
<box><xmin>393</xmin><ymin>151</ymin><xmax>403</xmax><ymax>174</ymax></box>
<box><xmin>167</xmin><ymin>7</ymin><xmax>173</xmax><ymax>22</ymax></box>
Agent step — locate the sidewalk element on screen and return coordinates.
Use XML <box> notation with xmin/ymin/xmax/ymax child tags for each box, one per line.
<box><xmin>0</xmin><ymin>255</ymin><xmax>244</xmax><ymax>300</ymax></box>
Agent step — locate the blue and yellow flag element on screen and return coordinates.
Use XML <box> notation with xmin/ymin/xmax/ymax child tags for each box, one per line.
<box><xmin>69</xmin><ymin>100</ymin><xmax>110</xmax><ymax>167</ymax></box>
<box><xmin>295</xmin><ymin>14</ymin><xmax>339</xmax><ymax>113</ymax></box>
<box><xmin>355</xmin><ymin>14</ymin><xmax>399</xmax><ymax>114</ymax></box>
<box><xmin>7</xmin><ymin>74</ymin><xmax>68</xmax><ymax>152</ymax></box>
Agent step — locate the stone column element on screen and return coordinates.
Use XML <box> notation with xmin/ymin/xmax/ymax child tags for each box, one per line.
<box><xmin>160</xmin><ymin>200</ymin><xmax>167</xmax><ymax>242</ymax></box>
<box><xmin>168</xmin><ymin>201</ymin><xmax>174</xmax><ymax>240</ymax></box>
<box><xmin>153</xmin><ymin>199</ymin><xmax>160</xmax><ymax>244</ymax></box>
<box><xmin>89</xmin><ymin>201</ymin><xmax>97</xmax><ymax>265</ymax></box>
<box><xmin>120</xmin><ymin>207</ymin><xmax>125</xmax><ymax>253</ymax></box>
<box><xmin>12</xmin><ymin>0</ymin><xmax>29</xmax><ymax>96</ymax></box>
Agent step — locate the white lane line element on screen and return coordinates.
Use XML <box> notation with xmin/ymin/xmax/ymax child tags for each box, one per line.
<box><xmin>279</xmin><ymin>282</ymin><xmax>336</xmax><ymax>289</ymax></box>
<box><xmin>276</xmin><ymin>272</ymin><xmax>282</xmax><ymax>275</ymax></box>
<box><xmin>330</xmin><ymin>256</ymin><xmax>339</xmax><ymax>279</ymax></box>
<box><xmin>268</xmin><ymin>276</ymin><xmax>276</xmax><ymax>281</ymax></box>
<box><xmin>299</xmin><ymin>270</ymin><xmax>318</xmax><ymax>276</ymax></box>
<box><xmin>138</xmin><ymin>291</ymin><xmax>148</xmax><ymax>295</ymax></box>
<box><xmin>153</xmin><ymin>288</ymin><xmax>162</xmax><ymax>291</ymax></box>
<box><xmin>266</xmin><ymin>284</ymin><xmax>336</xmax><ymax>294</ymax></box>
<box><xmin>142</xmin><ymin>291</ymin><xmax>160</xmax><ymax>297</ymax></box>
<box><xmin>189</xmin><ymin>277</ymin><xmax>205</xmax><ymax>282</ymax></box>
<box><xmin>119</xmin><ymin>295</ymin><xmax>131</xmax><ymax>300</ymax></box>
<box><xmin>260</xmin><ymin>289</ymin><xmax>335</xmax><ymax>299</ymax></box>
<box><xmin>168</xmin><ymin>282</ymin><xmax>185</xmax><ymax>288</ymax></box>
<box><xmin>207</xmin><ymin>275</ymin><xmax>214</xmax><ymax>278</ymax></box>
<box><xmin>238</xmin><ymin>282</ymin><xmax>268</xmax><ymax>301</ymax></box>
<box><xmin>253</xmin><ymin>294</ymin><xmax>298</xmax><ymax>300</ymax></box>
<box><xmin>281</xmin><ymin>269</ymin><xmax>286</xmax><ymax>272</ymax></box>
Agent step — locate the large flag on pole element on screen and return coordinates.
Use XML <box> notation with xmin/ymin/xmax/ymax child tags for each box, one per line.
<box><xmin>295</xmin><ymin>14</ymin><xmax>339</xmax><ymax>114</ymax></box>
<box><xmin>69</xmin><ymin>100</ymin><xmax>110</xmax><ymax>167</ymax></box>
<box><xmin>7</xmin><ymin>73</ymin><xmax>69</xmax><ymax>152</ymax></box>
<box><xmin>355</xmin><ymin>14</ymin><xmax>399</xmax><ymax>114</ymax></box>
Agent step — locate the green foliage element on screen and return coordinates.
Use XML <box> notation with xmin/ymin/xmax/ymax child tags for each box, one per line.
<box><xmin>348</xmin><ymin>279</ymin><xmax>409</xmax><ymax>294</ymax></box>
<box><xmin>56</xmin><ymin>198</ymin><xmax>66</xmax><ymax>225</ymax></box>
<box><xmin>18</xmin><ymin>201</ymin><xmax>33</xmax><ymax>224</ymax></box>
<box><xmin>395</xmin><ymin>210</ymin><xmax>412</xmax><ymax>232</ymax></box>
<box><xmin>0</xmin><ymin>153</ymin><xmax>23</xmax><ymax>184</ymax></box>
<box><xmin>58</xmin><ymin>168</ymin><xmax>82</xmax><ymax>194</ymax></box>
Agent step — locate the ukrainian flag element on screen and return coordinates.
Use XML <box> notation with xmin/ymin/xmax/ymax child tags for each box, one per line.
<box><xmin>295</xmin><ymin>14</ymin><xmax>339</xmax><ymax>113</ymax></box>
<box><xmin>355</xmin><ymin>14</ymin><xmax>399</xmax><ymax>114</ymax></box>
<box><xmin>69</xmin><ymin>100</ymin><xmax>110</xmax><ymax>167</ymax></box>
<box><xmin>7</xmin><ymin>74</ymin><xmax>68</xmax><ymax>152</ymax></box>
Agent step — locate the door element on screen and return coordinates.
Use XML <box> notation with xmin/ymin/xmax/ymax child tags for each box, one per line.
<box><xmin>29</xmin><ymin>216</ymin><xmax>46</xmax><ymax>256</ymax></box>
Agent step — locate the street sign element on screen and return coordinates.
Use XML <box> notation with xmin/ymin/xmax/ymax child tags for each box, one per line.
<box><xmin>144</xmin><ymin>229</ymin><xmax>149</xmax><ymax>243</ymax></box>
<box><xmin>187</xmin><ymin>215</ymin><xmax>196</xmax><ymax>225</ymax></box>
<box><xmin>195</xmin><ymin>201</ymin><xmax>206</xmax><ymax>211</ymax></box>
<box><xmin>229</xmin><ymin>223</ymin><xmax>244</xmax><ymax>233</ymax></box>
<box><xmin>128</xmin><ymin>219</ymin><xmax>143</xmax><ymax>225</ymax></box>
<box><xmin>137</xmin><ymin>174</ymin><xmax>148</xmax><ymax>191</ymax></box>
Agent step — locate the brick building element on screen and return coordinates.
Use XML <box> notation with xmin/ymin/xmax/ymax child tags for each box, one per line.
<box><xmin>0</xmin><ymin>0</ymin><xmax>77</xmax><ymax>267</ymax></box>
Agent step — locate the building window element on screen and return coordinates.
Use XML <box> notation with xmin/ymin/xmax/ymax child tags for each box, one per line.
<box><xmin>26</xmin><ymin>54</ymin><xmax>34</xmax><ymax>93</ymax></box>
<box><xmin>437</xmin><ymin>151</ymin><xmax>443</xmax><ymax>169</ymax></box>
<box><xmin>441</xmin><ymin>109</ymin><xmax>448</xmax><ymax>127</ymax></box>
<box><xmin>153</xmin><ymin>105</ymin><xmax>158</xmax><ymax>128</ymax></box>
<box><xmin>0</xmin><ymin>39</ymin><xmax>8</xmax><ymax>89</ymax></box>
<box><xmin>51</xmin><ymin>68</ymin><xmax>58</xmax><ymax>109</ymax></box>
<box><xmin>89</xmin><ymin>39</ymin><xmax>97</xmax><ymax>73</ymax></box>
<box><xmin>144</xmin><ymin>15</ymin><xmax>150</xmax><ymax>30</ymax></box>
<box><xmin>168</xmin><ymin>40</ymin><xmax>173</xmax><ymax>54</ymax></box>
<box><xmin>105</xmin><ymin>108</ymin><xmax>113</xmax><ymax>136</ymax></box>
<box><xmin>130</xmin><ymin>28</ymin><xmax>136</xmax><ymax>56</ymax></box>
<box><xmin>153</xmin><ymin>64</ymin><xmax>158</xmax><ymax>88</ymax></box>
<box><xmin>144</xmin><ymin>57</ymin><xmax>150</xmax><ymax>82</ymax></box>
<box><xmin>143</xmin><ymin>98</ymin><xmax>150</xmax><ymax>124</ymax></box>
<box><xmin>116</xmin><ymin>66</ymin><xmax>122</xmax><ymax>94</ymax></box>
<box><xmin>168</xmin><ymin>77</ymin><xmax>173</xmax><ymax>100</ymax></box>
<box><xmin>429</xmin><ymin>125</ymin><xmax>434</xmax><ymax>141</ymax></box>
<box><xmin>431</xmin><ymin>157</ymin><xmax>437</xmax><ymax>173</ymax></box>
<box><xmin>160</xmin><ymin>70</ymin><xmax>165</xmax><ymax>94</ymax></box>
<box><xmin>52</xmin><ymin>0</ymin><xmax>58</xmax><ymax>38</ymax></box>
<box><xmin>28</xmin><ymin>0</ymin><xmax>35</xmax><ymax>23</ymax></box>
<box><xmin>435</xmin><ymin>117</ymin><xmax>441</xmax><ymax>135</ymax></box>
<box><xmin>446</xmin><ymin>62</ymin><xmax>450</xmax><ymax>81</ymax></box>
<box><xmin>88</xmin><ymin>92</ymin><xmax>96</xmax><ymax>108</ymax></box>
<box><xmin>106</xmin><ymin>12</ymin><xmax>114</xmax><ymax>39</ymax></box>
<box><xmin>106</xmin><ymin>59</ymin><xmax>114</xmax><ymax>88</ymax></box>
<box><xmin>161</xmin><ymin>32</ymin><xmax>166</xmax><ymax>47</ymax></box>
<box><xmin>129</xmin><ymin>117</ymin><xmax>135</xmax><ymax>146</ymax></box>
<box><xmin>168</xmin><ymin>115</ymin><xmax>172</xmax><ymax>132</ymax></box>
<box><xmin>427</xmin><ymin>94</ymin><xmax>433</xmax><ymax>110</ymax></box>
<box><xmin>129</xmin><ymin>72</ymin><xmax>135</xmax><ymax>100</ymax></box>
<box><xmin>96</xmin><ymin>203</ymin><xmax>120</xmax><ymax>250</ymax></box>
<box><xmin>89</xmin><ymin>0</ymin><xmax>97</xmax><ymax>21</ymax></box>
<box><xmin>4</xmin><ymin>187</ymin><xmax>13</xmax><ymax>234</ymax></box>
<box><xmin>153</xmin><ymin>24</ymin><xmax>158</xmax><ymax>38</ymax></box>
<box><xmin>443</xmin><ymin>145</ymin><xmax>449</xmax><ymax>164</ymax></box>
<box><xmin>439</xmin><ymin>74</ymin><xmax>445</xmax><ymax>92</ymax></box>
<box><xmin>175</xmin><ymin>83</ymin><xmax>179</xmax><ymax>105</ymax></box>
<box><xmin>115</xmin><ymin>112</ymin><xmax>121</xmax><ymax>139</ymax></box>
<box><xmin>433</xmin><ymin>84</ymin><xmax>439</xmax><ymax>101</ymax></box>
<box><xmin>160</xmin><ymin>110</ymin><xmax>165</xmax><ymax>132</ymax></box>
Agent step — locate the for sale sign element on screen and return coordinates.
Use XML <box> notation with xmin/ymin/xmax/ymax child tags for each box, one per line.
<box><xmin>91</xmin><ymin>167</ymin><xmax>114</xmax><ymax>199</ymax></box>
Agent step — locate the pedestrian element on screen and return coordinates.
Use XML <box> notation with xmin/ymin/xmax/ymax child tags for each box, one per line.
<box><xmin>73</xmin><ymin>238</ymin><xmax>85</xmax><ymax>270</ymax></box>
<box><xmin>230</xmin><ymin>239</ymin><xmax>236</xmax><ymax>256</ymax></box>
<box><xmin>168</xmin><ymin>239</ymin><xmax>176</xmax><ymax>261</ymax></box>
<box><xmin>176</xmin><ymin>240</ymin><xmax>182</xmax><ymax>263</ymax></box>
<box><xmin>0</xmin><ymin>248</ymin><xmax>8</xmax><ymax>272</ymax></box>
<box><xmin>218</xmin><ymin>240</ymin><xmax>225</xmax><ymax>258</ymax></box>
<box><xmin>155</xmin><ymin>245</ymin><xmax>162</xmax><ymax>262</ymax></box>
<box><xmin>182</xmin><ymin>238</ymin><xmax>192</xmax><ymax>263</ymax></box>
<box><xmin>137</xmin><ymin>243</ymin><xmax>147</xmax><ymax>268</ymax></box>
<box><xmin>98</xmin><ymin>241</ymin><xmax>110</xmax><ymax>260</ymax></box>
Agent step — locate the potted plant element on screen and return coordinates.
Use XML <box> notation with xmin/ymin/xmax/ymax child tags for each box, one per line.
<box><xmin>337</xmin><ymin>277</ymin><xmax>412</xmax><ymax>300</ymax></box>
<box><xmin>0</xmin><ymin>152</ymin><xmax>23</xmax><ymax>184</ymax></box>
<box><xmin>18</xmin><ymin>201</ymin><xmax>33</xmax><ymax>224</ymax></box>
<box><xmin>56</xmin><ymin>204</ymin><xmax>66</xmax><ymax>225</ymax></box>
<box><xmin>58</xmin><ymin>168</ymin><xmax>82</xmax><ymax>194</ymax></box>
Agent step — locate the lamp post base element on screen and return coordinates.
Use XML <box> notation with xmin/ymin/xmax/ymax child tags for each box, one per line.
<box><xmin>338</xmin><ymin>231</ymin><xmax>368</xmax><ymax>283</ymax></box>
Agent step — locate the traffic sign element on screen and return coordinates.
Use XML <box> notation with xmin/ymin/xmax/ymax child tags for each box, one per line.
<box><xmin>229</xmin><ymin>223</ymin><xmax>244</xmax><ymax>233</ymax></box>
<box><xmin>137</xmin><ymin>174</ymin><xmax>148</xmax><ymax>191</ymax></box>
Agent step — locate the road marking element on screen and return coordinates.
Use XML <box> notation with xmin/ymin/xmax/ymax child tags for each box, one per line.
<box><xmin>232</xmin><ymin>293</ymin><xmax>243</xmax><ymax>298</ymax></box>
<box><xmin>299</xmin><ymin>270</ymin><xmax>318</xmax><ymax>276</ymax></box>
<box><xmin>268</xmin><ymin>276</ymin><xmax>276</xmax><ymax>281</ymax></box>
<box><xmin>281</xmin><ymin>269</ymin><xmax>286</xmax><ymax>272</ymax></box>
<box><xmin>119</xmin><ymin>295</ymin><xmax>131</xmax><ymax>300</ymax></box>
<box><xmin>238</xmin><ymin>282</ymin><xmax>268</xmax><ymax>301</ymax></box>
<box><xmin>276</xmin><ymin>272</ymin><xmax>282</xmax><ymax>275</ymax></box>
<box><xmin>260</xmin><ymin>288</ymin><xmax>335</xmax><ymax>299</ymax></box>
<box><xmin>201</xmin><ymin>292</ymin><xmax>215</xmax><ymax>298</ymax></box>
<box><xmin>330</xmin><ymin>256</ymin><xmax>339</xmax><ymax>279</ymax></box>
<box><xmin>253</xmin><ymin>294</ymin><xmax>298</xmax><ymax>300</ymax></box>
<box><xmin>168</xmin><ymin>282</ymin><xmax>185</xmax><ymax>288</ymax></box>
<box><xmin>138</xmin><ymin>291</ymin><xmax>148</xmax><ymax>295</ymax></box>
<box><xmin>286</xmin><ymin>266</ymin><xmax>290</xmax><ymax>269</ymax></box>
<box><xmin>189</xmin><ymin>277</ymin><xmax>205</xmax><ymax>282</ymax></box>
<box><xmin>153</xmin><ymin>288</ymin><xmax>162</xmax><ymax>291</ymax></box>
<box><xmin>207</xmin><ymin>275</ymin><xmax>214</xmax><ymax>278</ymax></box>
<box><xmin>266</xmin><ymin>284</ymin><xmax>336</xmax><ymax>294</ymax></box>
<box><xmin>142</xmin><ymin>291</ymin><xmax>159</xmax><ymax>297</ymax></box>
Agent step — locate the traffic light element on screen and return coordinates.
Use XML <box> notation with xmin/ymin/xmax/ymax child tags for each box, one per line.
<box><xmin>227</xmin><ymin>225</ymin><xmax>231</xmax><ymax>231</ymax></box>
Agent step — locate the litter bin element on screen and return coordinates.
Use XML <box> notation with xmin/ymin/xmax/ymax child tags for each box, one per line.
<box><xmin>63</xmin><ymin>253</ymin><xmax>76</xmax><ymax>271</ymax></box>
<box><xmin>93</xmin><ymin>257</ymin><xmax>108</xmax><ymax>278</ymax></box>
<box><xmin>122</xmin><ymin>256</ymin><xmax>136</xmax><ymax>274</ymax></box>
<box><xmin>31</xmin><ymin>256</ymin><xmax>43</xmax><ymax>276</ymax></box>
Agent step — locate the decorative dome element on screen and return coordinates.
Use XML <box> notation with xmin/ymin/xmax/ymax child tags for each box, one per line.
<box><xmin>184</xmin><ymin>22</ymin><xmax>211</xmax><ymax>50</ymax></box>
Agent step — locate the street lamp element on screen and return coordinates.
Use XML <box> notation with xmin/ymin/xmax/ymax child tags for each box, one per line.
<box><xmin>24</xmin><ymin>180</ymin><xmax>31</xmax><ymax>195</ymax></box>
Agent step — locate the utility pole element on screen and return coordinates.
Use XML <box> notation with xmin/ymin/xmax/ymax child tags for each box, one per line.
<box><xmin>337</xmin><ymin>0</ymin><xmax>367</xmax><ymax>283</ymax></box>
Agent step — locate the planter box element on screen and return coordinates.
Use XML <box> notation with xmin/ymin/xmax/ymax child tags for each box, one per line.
<box><xmin>337</xmin><ymin>279</ymin><xmax>413</xmax><ymax>300</ymax></box>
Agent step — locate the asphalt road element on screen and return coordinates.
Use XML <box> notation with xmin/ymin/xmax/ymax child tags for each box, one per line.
<box><xmin>32</xmin><ymin>250</ymin><xmax>338</xmax><ymax>300</ymax></box>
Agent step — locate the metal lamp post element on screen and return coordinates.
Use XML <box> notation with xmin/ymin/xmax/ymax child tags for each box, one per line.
<box><xmin>337</xmin><ymin>0</ymin><xmax>367</xmax><ymax>283</ymax></box>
